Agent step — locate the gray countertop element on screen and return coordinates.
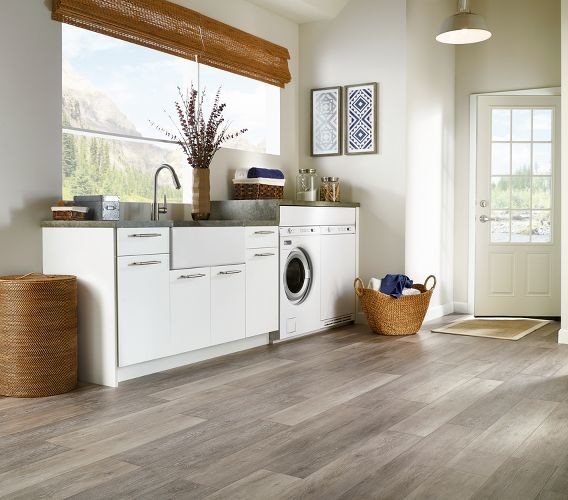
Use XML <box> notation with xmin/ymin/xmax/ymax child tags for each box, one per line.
<box><xmin>41</xmin><ymin>199</ymin><xmax>359</xmax><ymax>228</ymax></box>
<box><xmin>41</xmin><ymin>219</ymin><xmax>279</xmax><ymax>228</ymax></box>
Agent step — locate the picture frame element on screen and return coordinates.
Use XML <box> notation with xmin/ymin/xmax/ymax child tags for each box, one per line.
<box><xmin>311</xmin><ymin>86</ymin><xmax>342</xmax><ymax>156</ymax></box>
<box><xmin>344</xmin><ymin>82</ymin><xmax>378</xmax><ymax>155</ymax></box>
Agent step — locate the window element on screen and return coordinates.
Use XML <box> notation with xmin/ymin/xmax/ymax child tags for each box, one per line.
<box><xmin>62</xmin><ymin>24</ymin><xmax>280</xmax><ymax>202</ymax></box>
<box><xmin>490</xmin><ymin>107</ymin><xmax>554</xmax><ymax>243</ymax></box>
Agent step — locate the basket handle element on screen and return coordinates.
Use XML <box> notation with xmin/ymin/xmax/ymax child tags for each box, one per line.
<box><xmin>424</xmin><ymin>275</ymin><xmax>437</xmax><ymax>291</ymax></box>
<box><xmin>354</xmin><ymin>277</ymin><xmax>365</xmax><ymax>297</ymax></box>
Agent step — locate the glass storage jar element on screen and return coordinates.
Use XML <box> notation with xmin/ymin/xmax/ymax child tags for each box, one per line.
<box><xmin>320</xmin><ymin>177</ymin><xmax>341</xmax><ymax>202</ymax></box>
<box><xmin>296</xmin><ymin>168</ymin><xmax>318</xmax><ymax>201</ymax></box>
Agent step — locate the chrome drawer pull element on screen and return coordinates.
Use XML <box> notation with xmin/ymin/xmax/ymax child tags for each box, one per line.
<box><xmin>254</xmin><ymin>252</ymin><xmax>275</xmax><ymax>257</ymax></box>
<box><xmin>128</xmin><ymin>233</ymin><xmax>162</xmax><ymax>238</ymax></box>
<box><xmin>253</xmin><ymin>230</ymin><xmax>275</xmax><ymax>235</ymax></box>
<box><xmin>129</xmin><ymin>260</ymin><xmax>161</xmax><ymax>266</ymax></box>
<box><xmin>178</xmin><ymin>273</ymin><xmax>206</xmax><ymax>279</ymax></box>
<box><xmin>219</xmin><ymin>270</ymin><xmax>242</xmax><ymax>275</ymax></box>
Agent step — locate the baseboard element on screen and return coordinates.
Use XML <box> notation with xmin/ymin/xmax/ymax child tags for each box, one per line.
<box><xmin>558</xmin><ymin>328</ymin><xmax>568</xmax><ymax>344</ymax></box>
<box><xmin>424</xmin><ymin>302</ymin><xmax>455</xmax><ymax>322</ymax></box>
<box><xmin>118</xmin><ymin>333</ymin><xmax>269</xmax><ymax>382</ymax></box>
<box><xmin>453</xmin><ymin>302</ymin><xmax>470</xmax><ymax>314</ymax></box>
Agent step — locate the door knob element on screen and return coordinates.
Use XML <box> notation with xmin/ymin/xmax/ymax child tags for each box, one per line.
<box><xmin>479</xmin><ymin>215</ymin><xmax>490</xmax><ymax>223</ymax></box>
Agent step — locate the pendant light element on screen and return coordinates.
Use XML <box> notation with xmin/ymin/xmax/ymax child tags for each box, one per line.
<box><xmin>436</xmin><ymin>0</ymin><xmax>491</xmax><ymax>45</ymax></box>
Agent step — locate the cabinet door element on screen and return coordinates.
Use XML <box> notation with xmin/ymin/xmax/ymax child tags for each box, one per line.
<box><xmin>117</xmin><ymin>255</ymin><xmax>170</xmax><ymax>367</ymax></box>
<box><xmin>211</xmin><ymin>264</ymin><xmax>245</xmax><ymax>345</ymax></box>
<box><xmin>170</xmin><ymin>267</ymin><xmax>211</xmax><ymax>354</ymax></box>
<box><xmin>246</xmin><ymin>248</ymin><xmax>278</xmax><ymax>337</ymax></box>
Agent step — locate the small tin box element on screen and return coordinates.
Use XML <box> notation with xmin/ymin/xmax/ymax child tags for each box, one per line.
<box><xmin>73</xmin><ymin>195</ymin><xmax>120</xmax><ymax>221</ymax></box>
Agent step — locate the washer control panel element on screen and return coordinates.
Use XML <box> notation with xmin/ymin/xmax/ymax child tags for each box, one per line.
<box><xmin>279</xmin><ymin>226</ymin><xmax>321</xmax><ymax>236</ymax></box>
<box><xmin>321</xmin><ymin>225</ymin><xmax>356</xmax><ymax>234</ymax></box>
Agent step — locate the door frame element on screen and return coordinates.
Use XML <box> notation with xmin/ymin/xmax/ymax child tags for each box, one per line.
<box><xmin>467</xmin><ymin>87</ymin><xmax>561</xmax><ymax>315</ymax></box>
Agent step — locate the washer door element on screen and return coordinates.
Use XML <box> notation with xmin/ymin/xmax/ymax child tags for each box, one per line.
<box><xmin>284</xmin><ymin>248</ymin><xmax>312</xmax><ymax>304</ymax></box>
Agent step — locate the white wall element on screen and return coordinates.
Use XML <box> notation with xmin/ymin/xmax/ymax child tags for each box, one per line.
<box><xmin>405</xmin><ymin>0</ymin><xmax>455</xmax><ymax>312</ymax></box>
<box><xmin>0</xmin><ymin>0</ymin><xmax>62</xmax><ymax>276</ymax></box>
<box><xmin>0</xmin><ymin>0</ymin><xmax>299</xmax><ymax>276</ymax></box>
<box><xmin>299</xmin><ymin>0</ymin><xmax>407</xmax><ymax>282</ymax></box>
<box><xmin>453</xmin><ymin>0</ymin><xmax>561</xmax><ymax>307</ymax></box>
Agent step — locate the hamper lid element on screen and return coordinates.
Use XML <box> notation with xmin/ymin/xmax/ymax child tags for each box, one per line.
<box><xmin>0</xmin><ymin>273</ymin><xmax>76</xmax><ymax>283</ymax></box>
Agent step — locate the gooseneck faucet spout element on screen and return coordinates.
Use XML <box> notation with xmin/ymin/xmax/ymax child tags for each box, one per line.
<box><xmin>152</xmin><ymin>163</ymin><xmax>182</xmax><ymax>221</ymax></box>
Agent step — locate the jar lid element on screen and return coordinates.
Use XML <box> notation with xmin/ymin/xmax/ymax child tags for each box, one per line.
<box><xmin>298</xmin><ymin>168</ymin><xmax>310</xmax><ymax>174</ymax></box>
<box><xmin>321</xmin><ymin>176</ymin><xmax>339</xmax><ymax>182</ymax></box>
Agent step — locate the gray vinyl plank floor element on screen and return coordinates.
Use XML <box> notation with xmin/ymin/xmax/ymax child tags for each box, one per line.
<box><xmin>1</xmin><ymin>316</ymin><xmax>568</xmax><ymax>499</ymax></box>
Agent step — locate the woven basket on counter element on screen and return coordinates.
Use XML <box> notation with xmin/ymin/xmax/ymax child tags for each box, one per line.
<box><xmin>233</xmin><ymin>182</ymin><xmax>284</xmax><ymax>200</ymax></box>
<box><xmin>0</xmin><ymin>273</ymin><xmax>78</xmax><ymax>397</ymax></box>
<box><xmin>354</xmin><ymin>275</ymin><xmax>436</xmax><ymax>336</ymax></box>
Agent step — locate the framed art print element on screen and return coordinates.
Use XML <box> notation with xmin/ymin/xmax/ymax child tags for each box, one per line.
<box><xmin>311</xmin><ymin>86</ymin><xmax>342</xmax><ymax>156</ymax></box>
<box><xmin>345</xmin><ymin>82</ymin><xmax>378</xmax><ymax>155</ymax></box>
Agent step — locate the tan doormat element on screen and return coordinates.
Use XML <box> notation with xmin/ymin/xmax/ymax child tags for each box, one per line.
<box><xmin>432</xmin><ymin>317</ymin><xmax>551</xmax><ymax>341</ymax></box>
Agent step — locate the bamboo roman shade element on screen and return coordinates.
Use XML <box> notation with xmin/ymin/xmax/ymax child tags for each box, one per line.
<box><xmin>52</xmin><ymin>0</ymin><xmax>291</xmax><ymax>88</ymax></box>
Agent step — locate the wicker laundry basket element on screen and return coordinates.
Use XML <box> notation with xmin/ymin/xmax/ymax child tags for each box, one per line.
<box><xmin>0</xmin><ymin>273</ymin><xmax>78</xmax><ymax>397</ymax></box>
<box><xmin>354</xmin><ymin>275</ymin><xmax>436</xmax><ymax>336</ymax></box>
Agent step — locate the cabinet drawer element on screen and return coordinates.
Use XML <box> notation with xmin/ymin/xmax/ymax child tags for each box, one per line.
<box><xmin>245</xmin><ymin>226</ymin><xmax>278</xmax><ymax>249</ymax></box>
<box><xmin>117</xmin><ymin>228</ymin><xmax>169</xmax><ymax>256</ymax></box>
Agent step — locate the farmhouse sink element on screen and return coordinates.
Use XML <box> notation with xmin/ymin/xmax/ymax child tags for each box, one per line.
<box><xmin>171</xmin><ymin>226</ymin><xmax>245</xmax><ymax>269</ymax></box>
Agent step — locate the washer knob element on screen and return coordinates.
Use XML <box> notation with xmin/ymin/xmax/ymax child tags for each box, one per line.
<box><xmin>287</xmin><ymin>227</ymin><xmax>293</xmax><ymax>234</ymax></box>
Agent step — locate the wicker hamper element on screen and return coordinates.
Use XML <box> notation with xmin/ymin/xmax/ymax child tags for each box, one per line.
<box><xmin>354</xmin><ymin>275</ymin><xmax>436</xmax><ymax>335</ymax></box>
<box><xmin>233</xmin><ymin>182</ymin><xmax>284</xmax><ymax>200</ymax></box>
<box><xmin>0</xmin><ymin>273</ymin><xmax>78</xmax><ymax>397</ymax></box>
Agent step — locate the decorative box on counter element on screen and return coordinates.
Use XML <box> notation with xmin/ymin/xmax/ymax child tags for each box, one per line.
<box><xmin>232</xmin><ymin>167</ymin><xmax>285</xmax><ymax>200</ymax></box>
<box><xmin>233</xmin><ymin>179</ymin><xmax>284</xmax><ymax>200</ymax></box>
<box><xmin>51</xmin><ymin>206</ymin><xmax>89</xmax><ymax>221</ymax></box>
<box><xmin>73</xmin><ymin>195</ymin><xmax>120</xmax><ymax>220</ymax></box>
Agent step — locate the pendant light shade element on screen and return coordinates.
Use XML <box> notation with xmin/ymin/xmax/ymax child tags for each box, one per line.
<box><xmin>436</xmin><ymin>0</ymin><xmax>491</xmax><ymax>45</ymax></box>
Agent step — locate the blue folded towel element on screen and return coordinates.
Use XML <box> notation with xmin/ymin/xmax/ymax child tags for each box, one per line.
<box><xmin>247</xmin><ymin>167</ymin><xmax>284</xmax><ymax>180</ymax></box>
<box><xmin>379</xmin><ymin>274</ymin><xmax>414</xmax><ymax>298</ymax></box>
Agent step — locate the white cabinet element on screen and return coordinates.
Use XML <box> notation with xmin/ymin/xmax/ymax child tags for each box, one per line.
<box><xmin>170</xmin><ymin>267</ymin><xmax>211</xmax><ymax>354</ymax></box>
<box><xmin>117</xmin><ymin>228</ymin><xmax>169</xmax><ymax>256</ymax></box>
<box><xmin>211</xmin><ymin>264</ymin><xmax>246</xmax><ymax>345</ymax></box>
<box><xmin>117</xmin><ymin>254</ymin><xmax>170</xmax><ymax>367</ymax></box>
<box><xmin>245</xmin><ymin>226</ymin><xmax>278</xmax><ymax>249</ymax></box>
<box><xmin>246</xmin><ymin>248</ymin><xmax>278</xmax><ymax>337</ymax></box>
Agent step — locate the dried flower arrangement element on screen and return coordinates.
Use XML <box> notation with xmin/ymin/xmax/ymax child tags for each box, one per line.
<box><xmin>152</xmin><ymin>85</ymin><xmax>247</xmax><ymax>169</ymax></box>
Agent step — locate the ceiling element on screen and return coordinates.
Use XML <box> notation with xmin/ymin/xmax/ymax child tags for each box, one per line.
<box><xmin>247</xmin><ymin>0</ymin><xmax>351</xmax><ymax>24</ymax></box>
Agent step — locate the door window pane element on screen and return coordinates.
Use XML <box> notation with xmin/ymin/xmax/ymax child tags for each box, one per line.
<box><xmin>532</xmin><ymin>177</ymin><xmax>551</xmax><ymax>210</ymax></box>
<box><xmin>511</xmin><ymin>177</ymin><xmax>531</xmax><ymax>209</ymax></box>
<box><xmin>511</xmin><ymin>210</ymin><xmax>531</xmax><ymax>242</ymax></box>
<box><xmin>532</xmin><ymin>211</ymin><xmax>551</xmax><ymax>242</ymax></box>
<box><xmin>491</xmin><ymin>143</ymin><xmax>510</xmax><ymax>175</ymax></box>
<box><xmin>492</xmin><ymin>109</ymin><xmax>510</xmax><ymax>141</ymax></box>
<box><xmin>491</xmin><ymin>210</ymin><xmax>510</xmax><ymax>243</ymax></box>
<box><xmin>491</xmin><ymin>176</ymin><xmax>510</xmax><ymax>209</ymax></box>
<box><xmin>512</xmin><ymin>109</ymin><xmax>532</xmax><ymax>141</ymax></box>
<box><xmin>511</xmin><ymin>143</ymin><xmax>531</xmax><ymax>175</ymax></box>
<box><xmin>533</xmin><ymin>143</ymin><xmax>552</xmax><ymax>175</ymax></box>
<box><xmin>533</xmin><ymin>109</ymin><xmax>552</xmax><ymax>141</ymax></box>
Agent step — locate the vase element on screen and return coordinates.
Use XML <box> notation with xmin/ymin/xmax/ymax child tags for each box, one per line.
<box><xmin>191</xmin><ymin>167</ymin><xmax>211</xmax><ymax>220</ymax></box>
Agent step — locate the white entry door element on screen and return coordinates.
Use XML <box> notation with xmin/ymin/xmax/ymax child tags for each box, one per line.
<box><xmin>475</xmin><ymin>95</ymin><xmax>560</xmax><ymax>317</ymax></box>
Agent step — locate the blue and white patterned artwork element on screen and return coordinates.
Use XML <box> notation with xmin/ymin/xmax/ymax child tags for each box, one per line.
<box><xmin>346</xmin><ymin>83</ymin><xmax>377</xmax><ymax>154</ymax></box>
<box><xmin>312</xmin><ymin>87</ymin><xmax>341</xmax><ymax>156</ymax></box>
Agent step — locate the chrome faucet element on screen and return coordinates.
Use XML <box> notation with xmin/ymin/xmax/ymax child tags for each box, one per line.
<box><xmin>151</xmin><ymin>163</ymin><xmax>182</xmax><ymax>221</ymax></box>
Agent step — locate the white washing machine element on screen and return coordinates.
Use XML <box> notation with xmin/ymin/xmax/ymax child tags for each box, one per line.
<box><xmin>279</xmin><ymin>226</ymin><xmax>321</xmax><ymax>339</ymax></box>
